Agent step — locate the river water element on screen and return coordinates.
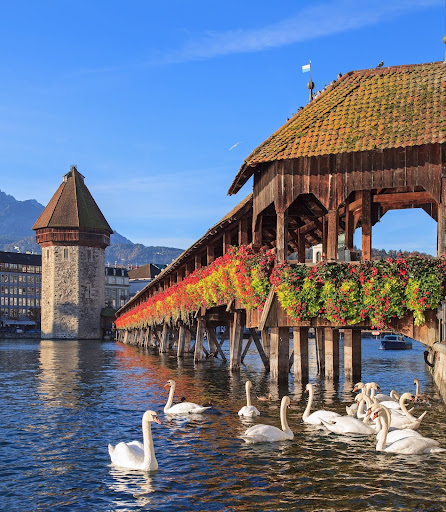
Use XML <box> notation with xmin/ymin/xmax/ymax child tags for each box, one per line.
<box><xmin>1</xmin><ymin>336</ymin><xmax>445</xmax><ymax>512</ymax></box>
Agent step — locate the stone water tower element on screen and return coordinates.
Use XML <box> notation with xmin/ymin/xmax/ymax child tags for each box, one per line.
<box><xmin>33</xmin><ymin>166</ymin><xmax>113</xmax><ymax>339</ymax></box>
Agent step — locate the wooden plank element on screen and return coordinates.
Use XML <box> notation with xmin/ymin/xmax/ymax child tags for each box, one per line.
<box><xmin>394</xmin><ymin>147</ymin><xmax>407</xmax><ymax>188</ymax></box>
<box><xmin>249</xmin><ymin>328</ymin><xmax>269</xmax><ymax>369</ymax></box>
<box><xmin>241</xmin><ymin>334</ymin><xmax>253</xmax><ymax>362</ymax></box>
<box><xmin>259</xmin><ymin>288</ymin><xmax>275</xmax><ymax>330</ymax></box>
<box><xmin>252</xmin><ymin>213</ymin><xmax>263</xmax><ymax>249</ymax></box>
<box><xmin>438</xmin><ymin>178</ymin><xmax>446</xmax><ymax>257</ymax></box>
<box><xmin>238</xmin><ymin>217</ymin><xmax>249</xmax><ymax>246</ymax></box>
<box><xmin>261</xmin><ymin>327</ymin><xmax>271</xmax><ymax>360</ymax></box>
<box><xmin>372</xmin><ymin>191</ymin><xmax>433</xmax><ymax>205</ymax></box>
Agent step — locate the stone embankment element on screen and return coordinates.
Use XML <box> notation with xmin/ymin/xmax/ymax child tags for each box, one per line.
<box><xmin>432</xmin><ymin>343</ymin><xmax>446</xmax><ymax>403</ymax></box>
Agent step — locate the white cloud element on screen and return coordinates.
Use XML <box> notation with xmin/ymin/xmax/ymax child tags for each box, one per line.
<box><xmin>160</xmin><ymin>0</ymin><xmax>441</xmax><ymax>64</ymax></box>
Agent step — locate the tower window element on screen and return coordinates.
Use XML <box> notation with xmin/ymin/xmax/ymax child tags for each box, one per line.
<box><xmin>87</xmin><ymin>249</ymin><xmax>92</xmax><ymax>261</ymax></box>
<box><xmin>64</xmin><ymin>248</ymin><xmax>68</xmax><ymax>260</ymax></box>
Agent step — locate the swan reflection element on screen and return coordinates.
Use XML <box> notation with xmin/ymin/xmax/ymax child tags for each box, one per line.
<box><xmin>109</xmin><ymin>466</ymin><xmax>156</xmax><ymax>508</ymax></box>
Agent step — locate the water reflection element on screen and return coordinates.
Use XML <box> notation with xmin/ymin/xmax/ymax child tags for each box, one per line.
<box><xmin>109</xmin><ymin>466</ymin><xmax>156</xmax><ymax>509</ymax></box>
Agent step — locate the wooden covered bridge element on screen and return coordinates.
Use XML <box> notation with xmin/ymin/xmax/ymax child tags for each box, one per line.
<box><xmin>116</xmin><ymin>61</ymin><xmax>446</xmax><ymax>384</ymax></box>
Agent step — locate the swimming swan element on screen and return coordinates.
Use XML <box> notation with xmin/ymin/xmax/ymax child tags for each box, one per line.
<box><xmin>321</xmin><ymin>395</ymin><xmax>376</xmax><ymax>435</ymax></box>
<box><xmin>240</xmin><ymin>396</ymin><xmax>293</xmax><ymax>443</ymax></box>
<box><xmin>303</xmin><ymin>383</ymin><xmax>341</xmax><ymax>425</ymax></box>
<box><xmin>372</xmin><ymin>406</ymin><xmax>444</xmax><ymax>454</ymax></box>
<box><xmin>108</xmin><ymin>410</ymin><xmax>161</xmax><ymax>471</ymax></box>
<box><xmin>238</xmin><ymin>381</ymin><xmax>260</xmax><ymax>417</ymax></box>
<box><xmin>164</xmin><ymin>379</ymin><xmax>211</xmax><ymax>414</ymax></box>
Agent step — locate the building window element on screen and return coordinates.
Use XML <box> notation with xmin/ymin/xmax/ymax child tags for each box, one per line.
<box><xmin>87</xmin><ymin>249</ymin><xmax>92</xmax><ymax>261</ymax></box>
<box><xmin>64</xmin><ymin>248</ymin><xmax>69</xmax><ymax>260</ymax></box>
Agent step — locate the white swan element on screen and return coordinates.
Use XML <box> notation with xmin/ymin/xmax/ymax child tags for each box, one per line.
<box><xmin>372</xmin><ymin>406</ymin><xmax>423</xmax><ymax>445</ymax></box>
<box><xmin>322</xmin><ymin>394</ymin><xmax>376</xmax><ymax>435</ymax></box>
<box><xmin>108</xmin><ymin>410</ymin><xmax>161</xmax><ymax>471</ymax></box>
<box><xmin>238</xmin><ymin>381</ymin><xmax>260</xmax><ymax>417</ymax></box>
<box><xmin>377</xmin><ymin>392</ymin><xmax>426</xmax><ymax>429</ymax></box>
<box><xmin>372</xmin><ymin>406</ymin><xmax>444</xmax><ymax>454</ymax></box>
<box><xmin>302</xmin><ymin>383</ymin><xmax>341</xmax><ymax>425</ymax></box>
<box><xmin>164</xmin><ymin>380</ymin><xmax>211</xmax><ymax>414</ymax></box>
<box><xmin>414</xmin><ymin>377</ymin><xmax>429</xmax><ymax>403</ymax></box>
<box><xmin>240</xmin><ymin>396</ymin><xmax>293</xmax><ymax>443</ymax></box>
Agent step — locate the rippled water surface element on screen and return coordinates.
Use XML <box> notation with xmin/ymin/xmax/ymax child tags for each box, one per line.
<box><xmin>1</xmin><ymin>336</ymin><xmax>445</xmax><ymax>511</ymax></box>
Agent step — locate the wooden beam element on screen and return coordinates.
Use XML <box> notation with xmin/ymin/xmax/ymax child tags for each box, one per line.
<box><xmin>194</xmin><ymin>317</ymin><xmax>206</xmax><ymax>362</ymax></box>
<box><xmin>297</xmin><ymin>228</ymin><xmax>306</xmax><ymax>263</ymax></box>
<box><xmin>276</xmin><ymin>210</ymin><xmax>288</xmax><ymax>263</ymax></box>
<box><xmin>324</xmin><ymin>328</ymin><xmax>339</xmax><ymax>380</ymax></box>
<box><xmin>230</xmin><ymin>310</ymin><xmax>245</xmax><ymax>370</ymax></box>
<box><xmin>345</xmin><ymin>204</ymin><xmax>354</xmax><ymax>251</ymax></box>
<box><xmin>207</xmin><ymin>327</ymin><xmax>227</xmax><ymax>361</ymax></box>
<box><xmin>316</xmin><ymin>327</ymin><xmax>325</xmax><ymax>374</ymax></box>
<box><xmin>207</xmin><ymin>244</ymin><xmax>215</xmax><ymax>266</ymax></box>
<box><xmin>344</xmin><ymin>329</ymin><xmax>362</xmax><ymax>382</ymax></box>
<box><xmin>159</xmin><ymin>324</ymin><xmax>169</xmax><ymax>353</ymax></box>
<box><xmin>252</xmin><ymin>214</ymin><xmax>263</xmax><ymax>249</ymax></box>
<box><xmin>438</xmin><ymin>178</ymin><xmax>446</xmax><ymax>256</ymax></box>
<box><xmin>223</xmin><ymin>230</ymin><xmax>232</xmax><ymax>255</ymax></box>
<box><xmin>241</xmin><ymin>334</ymin><xmax>253</xmax><ymax>362</ymax></box>
<box><xmin>326</xmin><ymin>209</ymin><xmax>338</xmax><ymax>261</ymax></box>
<box><xmin>238</xmin><ymin>218</ymin><xmax>249</xmax><ymax>246</ymax></box>
<box><xmin>293</xmin><ymin>327</ymin><xmax>309</xmax><ymax>383</ymax></box>
<box><xmin>373</xmin><ymin>191</ymin><xmax>433</xmax><ymax>205</ymax></box>
<box><xmin>361</xmin><ymin>190</ymin><xmax>372</xmax><ymax>261</ymax></box>
<box><xmin>249</xmin><ymin>328</ymin><xmax>269</xmax><ymax>370</ymax></box>
<box><xmin>270</xmin><ymin>327</ymin><xmax>290</xmax><ymax>383</ymax></box>
<box><xmin>259</xmin><ymin>288</ymin><xmax>275</xmax><ymax>331</ymax></box>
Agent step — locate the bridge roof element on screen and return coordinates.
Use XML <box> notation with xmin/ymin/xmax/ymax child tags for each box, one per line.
<box><xmin>228</xmin><ymin>61</ymin><xmax>446</xmax><ymax>195</ymax></box>
<box><xmin>32</xmin><ymin>166</ymin><xmax>112</xmax><ymax>233</ymax></box>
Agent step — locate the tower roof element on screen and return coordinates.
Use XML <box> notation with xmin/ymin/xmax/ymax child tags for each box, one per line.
<box><xmin>228</xmin><ymin>61</ymin><xmax>446</xmax><ymax>195</ymax></box>
<box><xmin>32</xmin><ymin>166</ymin><xmax>113</xmax><ymax>233</ymax></box>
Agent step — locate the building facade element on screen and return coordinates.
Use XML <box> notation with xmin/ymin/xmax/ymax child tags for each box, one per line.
<box><xmin>0</xmin><ymin>251</ymin><xmax>42</xmax><ymax>330</ymax></box>
<box><xmin>105</xmin><ymin>267</ymin><xmax>129</xmax><ymax>309</ymax></box>
<box><xmin>33</xmin><ymin>166</ymin><xmax>112</xmax><ymax>339</ymax></box>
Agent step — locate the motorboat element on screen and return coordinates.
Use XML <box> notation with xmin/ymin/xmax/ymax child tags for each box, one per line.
<box><xmin>379</xmin><ymin>333</ymin><xmax>413</xmax><ymax>350</ymax></box>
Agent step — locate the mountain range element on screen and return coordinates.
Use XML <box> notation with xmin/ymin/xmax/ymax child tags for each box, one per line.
<box><xmin>0</xmin><ymin>190</ymin><xmax>184</xmax><ymax>266</ymax></box>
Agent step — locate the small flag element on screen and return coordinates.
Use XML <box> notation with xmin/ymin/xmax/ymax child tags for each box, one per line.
<box><xmin>302</xmin><ymin>63</ymin><xmax>311</xmax><ymax>73</ymax></box>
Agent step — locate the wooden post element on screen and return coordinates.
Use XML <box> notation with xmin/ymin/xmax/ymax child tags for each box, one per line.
<box><xmin>345</xmin><ymin>205</ymin><xmax>354</xmax><ymax>252</ymax></box>
<box><xmin>194</xmin><ymin>317</ymin><xmax>206</xmax><ymax>362</ymax></box>
<box><xmin>322</xmin><ymin>216</ymin><xmax>328</xmax><ymax>260</ymax></box>
<box><xmin>276</xmin><ymin>210</ymin><xmax>288</xmax><ymax>263</ymax></box>
<box><xmin>297</xmin><ymin>228</ymin><xmax>306</xmax><ymax>263</ymax></box>
<box><xmin>159</xmin><ymin>324</ymin><xmax>169</xmax><ymax>353</ymax></box>
<box><xmin>438</xmin><ymin>180</ymin><xmax>446</xmax><ymax>256</ymax></box>
<box><xmin>316</xmin><ymin>327</ymin><xmax>325</xmax><ymax>374</ymax></box>
<box><xmin>261</xmin><ymin>327</ymin><xmax>270</xmax><ymax>360</ymax></box>
<box><xmin>230</xmin><ymin>310</ymin><xmax>244</xmax><ymax>370</ymax></box>
<box><xmin>177</xmin><ymin>324</ymin><xmax>186</xmax><ymax>357</ymax></box>
<box><xmin>293</xmin><ymin>327</ymin><xmax>309</xmax><ymax>382</ymax></box>
<box><xmin>223</xmin><ymin>230</ymin><xmax>232</xmax><ymax>255</ymax></box>
<box><xmin>344</xmin><ymin>329</ymin><xmax>362</xmax><ymax>381</ymax></box>
<box><xmin>238</xmin><ymin>218</ymin><xmax>249</xmax><ymax>246</ymax></box>
<box><xmin>207</xmin><ymin>327</ymin><xmax>226</xmax><ymax>361</ymax></box>
<box><xmin>325</xmin><ymin>328</ymin><xmax>339</xmax><ymax>380</ymax></box>
<box><xmin>361</xmin><ymin>190</ymin><xmax>372</xmax><ymax>261</ymax></box>
<box><xmin>195</xmin><ymin>253</ymin><xmax>202</xmax><ymax>271</ymax></box>
<box><xmin>207</xmin><ymin>244</ymin><xmax>215</xmax><ymax>266</ymax></box>
<box><xmin>249</xmin><ymin>328</ymin><xmax>269</xmax><ymax>370</ymax></box>
<box><xmin>252</xmin><ymin>214</ymin><xmax>263</xmax><ymax>249</ymax></box>
<box><xmin>270</xmin><ymin>327</ymin><xmax>290</xmax><ymax>383</ymax></box>
<box><xmin>326</xmin><ymin>209</ymin><xmax>338</xmax><ymax>261</ymax></box>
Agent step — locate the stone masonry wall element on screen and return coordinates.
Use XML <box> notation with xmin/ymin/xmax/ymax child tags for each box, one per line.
<box><xmin>41</xmin><ymin>245</ymin><xmax>104</xmax><ymax>339</ymax></box>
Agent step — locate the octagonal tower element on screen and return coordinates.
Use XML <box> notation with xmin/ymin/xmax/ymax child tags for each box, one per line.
<box><xmin>33</xmin><ymin>166</ymin><xmax>113</xmax><ymax>339</ymax></box>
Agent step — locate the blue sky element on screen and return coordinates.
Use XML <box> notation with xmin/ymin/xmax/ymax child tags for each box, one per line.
<box><xmin>0</xmin><ymin>0</ymin><xmax>443</xmax><ymax>254</ymax></box>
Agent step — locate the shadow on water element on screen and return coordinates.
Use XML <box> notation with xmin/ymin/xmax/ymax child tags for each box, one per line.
<box><xmin>0</xmin><ymin>336</ymin><xmax>445</xmax><ymax>511</ymax></box>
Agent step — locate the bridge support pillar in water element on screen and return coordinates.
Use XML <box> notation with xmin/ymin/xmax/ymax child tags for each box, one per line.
<box><xmin>293</xmin><ymin>327</ymin><xmax>309</xmax><ymax>382</ymax></box>
<box><xmin>230</xmin><ymin>310</ymin><xmax>245</xmax><ymax>370</ymax></box>
<box><xmin>344</xmin><ymin>328</ymin><xmax>361</xmax><ymax>381</ymax></box>
<box><xmin>194</xmin><ymin>317</ymin><xmax>206</xmax><ymax>362</ymax></box>
<box><xmin>316</xmin><ymin>327</ymin><xmax>325</xmax><ymax>374</ymax></box>
<box><xmin>270</xmin><ymin>327</ymin><xmax>290</xmax><ymax>383</ymax></box>
<box><xmin>325</xmin><ymin>328</ymin><xmax>340</xmax><ymax>380</ymax></box>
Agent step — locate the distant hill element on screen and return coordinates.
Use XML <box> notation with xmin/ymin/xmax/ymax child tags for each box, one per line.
<box><xmin>0</xmin><ymin>189</ymin><xmax>184</xmax><ymax>266</ymax></box>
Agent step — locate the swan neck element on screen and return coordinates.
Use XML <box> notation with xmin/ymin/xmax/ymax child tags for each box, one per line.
<box><xmin>415</xmin><ymin>379</ymin><xmax>420</xmax><ymax>396</ymax></box>
<box><xmin>142</xmin><ymin>418</ymin><xmax>157</xmax><ymax>470</ymax></box>
<box><xmin>376</xmin><ymin>411</ymin><xmax>388</xmax><ymax>451</ymax></box>
<box><xmin>369</xmin><ymin>385</ymin><xmax>375</xmax><ymax>399</ymax></box>
<box><xmin>303</xmin><ymin>386</ymin><xmax>313</xmax><ymax>419</ymax></box>
<box><xmin>246</xmin><ymin>383</ymin><xmax>252</xmax><ymax>407</ymax></box>
<box><xmin>164</xmin><ymin>384</ymin><xmax>175</xmax><ymax>412</ymax></box>
<box><xmin>399</xmin><ymin>395</ymin><xmax>409</xmax><ymax>416</ymax></box>
<box><xmin>280</xmin><ymin>400</ymin><xmax>291</xmax><ymax>434</ymax></box>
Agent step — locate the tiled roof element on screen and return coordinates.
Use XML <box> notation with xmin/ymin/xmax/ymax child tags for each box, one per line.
<box><xmin>228</xmin><ymin>61</ymin><xmax>446</xmax><ymax>195</ymax></box>
<box><xmin>0</xmin><ymin>251</ymin><xmax>42</xmax><ymax>266</ymax></box>
<box><xmin>128</xmin><ymin>263</ymin><xmax>163</xmax><ymax>280</ymax></box>
<box><xmin>33</xmin><ymin>166</ymin><xmax>113</xmax><ymax>233</ymax></box>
